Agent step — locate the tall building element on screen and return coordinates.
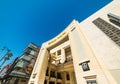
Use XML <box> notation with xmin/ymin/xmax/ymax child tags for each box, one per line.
<box><xmin>29</xmin><ymin>0</ymin><xmax>120</xmax><ymax>84</ymax></box>
<box><xmin>0</xmin><ymin>43</ymin><xmax>40</xmax><ymax>84</ymax></box>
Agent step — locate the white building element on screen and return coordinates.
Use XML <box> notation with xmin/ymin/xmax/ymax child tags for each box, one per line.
<box><xmin>29</xmin><ymin>0</ymin><xmax>120</xmax><ymax>84</ymax></box>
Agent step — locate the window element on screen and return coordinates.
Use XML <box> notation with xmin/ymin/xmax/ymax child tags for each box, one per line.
<box><xmin>107</xmin><ymin>13</ymin><xmax>120</xmax><ymax>27</ymax></box>
<box><xmin>30</xmin><ymin>83</ymin><xmax>34</xmax><ymax>84</ymax></box>
<box><xmin>84</xmin><ymin>75</ymin><xmax>97</xmax><ymax>84</ymax></box>
<box><xmin>50</xmin><ymin>71</ymin><xmax>56</xmax><ymax>77</ymax></box>
<box><xmin>79</xmin><ymin>61</ymin><xmax>90</xmax><ymax>71</ymax></box>
<box><xmin>57</xmin><ymin>50</ymin><xmax>61</xmax><ymax>55</ymax></box>
<box><xmin>49</xmin><ymin>81</ymin><xmax>55</xmax><ymax>84</ymax></box>
<box><xmin>22</xmin><ymin>55</ymin><xmax>32</xmax><ymax>61</ymax></box>
<box><xmin>93</xmin><ymin>17</ymin><xmax>120</xmax><ymax>47</ymax></box>
<box><xmin>46</xmin><ymin>68</ymin><xmax>49</xmax><ymax>76</ymax></box>
<box><xmin>14</xmin><ymin>78</ymin><xmax>19</xmax><ymax>84</ymax></box>
<box><xmin>65</xmin><ymin>47</ymin><xmax>72</xmax><ymax>62</ymax></box>
<box><xmin>44</xmin><ymin>80</ymin><xmax>47</xmax><ymax>84</ymax></box>
<box><xmin>15</xmin><ymin>59</ymin><xmax>29</xmax><ymax>68</ymax></box>
<box><xmin>32</xmin><ymin>73</ymin><xmax>36</xmax><ymax>78</ymax></box>
<box><xmin>21</xmin><ymin>79</ymin><xmax>26</xmax><ymax>82</ymax></box>
<box><xmin>57</xmin><ymin>83</ymin><xmax>61</xmax><ymax>84</ymax></box>
<box><xmin>81</xmin><ymin>62</ymin><xmax>90</xmax><ymax>71</ymax></box>
<box><xmin>86</xmin><ymin>80</ymin><xmax>97</xmax><ymax>84</ymax></box>
<box><xmin>66</xmin><ymin>72</ymin><xmax>70</xmax><ymax>80</ymax></box>
<box><xmin>57</xmin><ymin>72</ymin><xmax>62</xmax><ymax>79</ymax></box>
<box><xmin>30</xmin><ymin>50</ymin><xmax>35</xmax><ymax>55</ymax></box>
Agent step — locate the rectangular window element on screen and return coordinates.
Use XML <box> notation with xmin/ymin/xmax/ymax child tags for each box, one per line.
<box><xmin>46</xmin><ymin>68</ymin><xmax>49</xmax><ymax>76</ymax></box>
<box><xmin>32</xmin><ymin>73</ymin><xmax>36</xmax><ymax>78</ymax></box>
<box><xmin>50</xmin><ymin>71</ymin><xmax>56</xmax><ymax>77</ymax></box>
<box><xmin>49</xmin><ymin>82</ymin><xmax>55</xmax><ymax>84</ymax></box>
<box><xmin>30</xmin><ymin>50</ymin><xmax>35</xmax><ymax>55</ymax></box>
<box><xmin>79</xmin><ymin>61</ymin><xmax>90</xmax><ymax>71</ymax></box>
<box><xmin>81</xmin><ymin>62</ymin><xmax>90</xmax><ymax>71</ymax></box>
<box><xmin>44</xmin><ymin>80</ymin><xmax>47</xmax><ymax>84</ymax></box>
<box><xmin>66</xmin><ymin>72</ymin><xmax>70</xmax><ymax>80</ymax></box>
<box><xmin>57</xmin><ymin>83</ymin><xmax>61</xmax><ymax>84</ymax></box>
<box><xmin>86</xmin><ymin>80</ymin><xmax>97</xmax><ymax>84</ymax></box>
<box><xmin>57</xmin><ymin>72</ymin><xmax>62</xmax><ymax>79</ymax></box>
<box><xmin>21</xmin><ymin>79</ymin><xmax>26</xmax><ymax>82</ymax></box>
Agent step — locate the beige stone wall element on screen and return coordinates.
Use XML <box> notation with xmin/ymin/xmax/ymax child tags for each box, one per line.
<box><xmin>68</xmin><ymin>20</ymin><xmax>116</xmax><ymax>84</ymax></box>
<box><xmin>80</xmin><ymin>0</ymin><xmax>120</xmax><ymax>83</ymax></box>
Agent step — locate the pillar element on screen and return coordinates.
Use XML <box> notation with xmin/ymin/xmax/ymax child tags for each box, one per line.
<box><xmin>28</xmin><ymin>43</ymin><xmax>49</xmax><ymax>84</ymax></box>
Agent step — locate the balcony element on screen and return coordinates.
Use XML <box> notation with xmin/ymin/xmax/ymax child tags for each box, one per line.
<box><xmin>56</xmin><ymin>61</ymin><xmax>73</xmax><ymax>72</ymax></box>
<box><xmin>65</xmin><ymin>55</ymin><xmax>73</xmax><ymax>63</ymax></box>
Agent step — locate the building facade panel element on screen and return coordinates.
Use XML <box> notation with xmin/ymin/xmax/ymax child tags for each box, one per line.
<box><xmin>80</xmin><ymin>0</ymin><xmax>120</xmax><ymax>83</ymax></box>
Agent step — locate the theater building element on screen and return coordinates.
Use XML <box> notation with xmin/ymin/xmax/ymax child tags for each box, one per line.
<box><xmin>29</xmin><ymin>0</ymin><xmax>120</xmax><ymax>84</ymax></box>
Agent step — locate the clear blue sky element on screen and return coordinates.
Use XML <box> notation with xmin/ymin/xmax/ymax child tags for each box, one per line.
<box><xmin>0</xmin><ymin>0</ymin><xmax>111</xmax><ymax>68</ymax></box>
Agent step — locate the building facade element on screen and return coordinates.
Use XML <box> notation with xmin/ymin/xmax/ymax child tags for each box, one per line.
<box><xmin>0</xmin><ymin>43</ymin><xmax>40</xmax><ymax>84</ymax></box>
<box><xmin>29</xmin><ymin>0</ymin><xmax>120</xmax><ymax>84</ymax></box>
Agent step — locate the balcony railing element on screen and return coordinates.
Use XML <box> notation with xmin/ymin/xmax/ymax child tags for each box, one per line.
<box><xmin>65</xmin><ymin>55</ymin><xmax>73</xmax><ymax>63</ymax></box>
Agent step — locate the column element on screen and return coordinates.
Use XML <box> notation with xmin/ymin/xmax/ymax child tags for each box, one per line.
<box><xmin>28</xmin><ymin>43</ymin><xmax>49</xmax><ymax>84</ymax></box>
<box><xmin>60</xmin><ymin>48</ymin><xmax>65</xmax><ymax>64</ymax></box>
<box><xmin>69</xmin><ymin>72</ymin><xmax>76</xmax><ymax>84</ymax></box>
<box><xmin>68</xmin><ymin>21</ymin><xmax>90</xmax><ymax>84</ymax></box>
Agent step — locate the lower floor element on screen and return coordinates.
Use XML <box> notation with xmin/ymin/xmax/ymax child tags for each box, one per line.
<box><xmin>0</xmin><ymin>77</ymin><xmax>29</xmax><ymax>84</ymax></box>
<box><xmin>44</xmin><ymin>61</ymin><xmax>76</xmax><ymax>84</ymax></box>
